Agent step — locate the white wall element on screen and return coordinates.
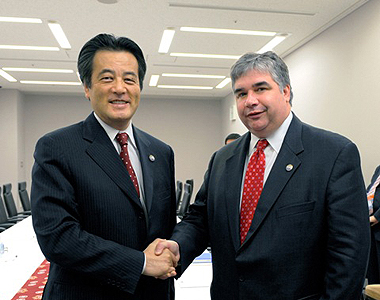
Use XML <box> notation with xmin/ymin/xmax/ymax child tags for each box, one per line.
<box><xmin>23</xmin><ymin>94</ymin><xmax>222</xmax><ymax>197</ymax></box>
<box><xmin>0</xmin><ymin>89</ymin><xmax>24</xmax><ymax>209</ymax></box>
<box><xmin>285</xmin><ymin>0</ymin><xmax>380</xmax><ymax>184</ymax></box>
<box><xmin>222</xmin><ymin>0</ymin><xmax>380</xmax><ymax>184</ymax></box>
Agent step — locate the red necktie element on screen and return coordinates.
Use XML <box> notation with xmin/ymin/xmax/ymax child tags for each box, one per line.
<box><xmin>116</xmin><ymin>133</ymin><xmax>140</xmax><ymax>197</ymax></box>
<box><xmin>240</xmin><ymin>139</ymin><xmax>269</xmax><ymax>244</ymax></box>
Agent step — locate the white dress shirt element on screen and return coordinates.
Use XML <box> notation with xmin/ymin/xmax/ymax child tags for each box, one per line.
<box><xmin>240</xmin><ymin>112</ymin><xmax>293</xmax><ymax>208</ymax></box>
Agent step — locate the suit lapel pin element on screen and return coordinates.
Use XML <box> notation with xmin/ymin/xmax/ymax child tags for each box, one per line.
<box><xmin>149</xmin><ymin>154</ymin><xmax>155</xmax><ymax>162</ymax></box>
<box><xmin>286</xmin><ymin>164</ymin><xmax>293</xmax><ymax>172</ymax></box>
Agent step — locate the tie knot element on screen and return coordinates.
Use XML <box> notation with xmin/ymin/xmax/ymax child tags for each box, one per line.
<box><xmin>116</xmin><ymin>132</ymin><xmax>129</xmax><ymax>146</ymax></box>
<box><xmin>256</xmin><ymin>139</ymin><xmax>268</xmax><ymax>152</ymax></box>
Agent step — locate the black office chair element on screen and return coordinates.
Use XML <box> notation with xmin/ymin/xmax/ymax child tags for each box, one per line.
<box><xmin>177</xmin><ymin>183</ymin><xmax>193</xmax><ymax>219</ymax></box>
<box><xmin>18</xmin><ymin>181</ymin><xmax>31</xmax><ymax>212</ymax></box>
<box><xmin>0</xmin><ymin>187</ymin><xmax>23</xmax><ymax>229</ymax></box>
<box><xmin>175</xmin><ymin>181</ymin><xmax>183</xmax><ymax>210</ymax></box>
<box><xmin>2</xmin><ymin>183</ymin><xmax>30</xmax><ymax>219</ymax></box>
<box><xmin>185</xmin><ymin>179</ymin><xmax>194</xmax><ymax>196</ymax></box>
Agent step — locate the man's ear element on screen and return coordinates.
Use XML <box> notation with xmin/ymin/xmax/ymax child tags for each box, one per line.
<box><xmin>283</xmin><ymin>84</ymin><xmax>291</xmax><ymax>102</ymax></box>
<box><xmin>84</xmin><ymin>85</ymin><xmax>90</xmax><ymax>100</ymax></box>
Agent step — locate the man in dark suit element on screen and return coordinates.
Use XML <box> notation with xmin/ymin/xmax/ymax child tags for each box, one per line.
<box><xmin>367</xmin><ymin>165</ymin><xmax>380</xmax><ymax>284</ymax></box>
<box><xmin>31</xmin><ymin>33</ymin><xmax>178</xmax><ymax>300</ymax></box>
<box><xmin>156</xmin><ymin>51</ymin><xmax>370</xmax><ymax>299</ymax></box>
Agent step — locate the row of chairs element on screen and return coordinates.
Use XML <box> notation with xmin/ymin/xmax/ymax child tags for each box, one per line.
<box><xmin>176</xmin><ymin>179</ymin><xmax>193</xmax><ymax>219</ymax></box>
<box><xmin>0</xmin><ymin>182</ymin><xmax>31</xmax><ymax>232</ymax></box>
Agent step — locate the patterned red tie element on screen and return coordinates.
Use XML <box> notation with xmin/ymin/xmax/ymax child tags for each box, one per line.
<box><xmin>240</xmin><ymin>139</ymin><xmax>269</xmax><ymax>244</ymax></box>
<box><xmin>116</xmin><ymin>133</ymin><xmax>140</xmax><ymax>197</ymax></box>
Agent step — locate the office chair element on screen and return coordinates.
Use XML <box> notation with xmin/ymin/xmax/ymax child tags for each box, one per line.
<box><xmin>2</xmin><ymin>183</ymin><xmax>30</xmax><ymax>219</ymax></box>
<box><xmin>18</xmin><ymin>181</ymin><xmax>31</xmax><ymax>212</ymax></box>
<box><xmin>0</xmin><ymin>187</ymin><xmax>24</xmax><ymax>229</ymax></box>
<box><xmin>185</xmin><ymin>179</ymin><xmax>194</xmax><ymax>196</ymax></box>
<box><xmin>365</xmin><ymin>285</ymin><xmax>380</xmax><ymax>300</ymax></box>
<box><xmin>177</xmin><ymin>183</ymin><xmax>193</xmax><ymax>219</ymax></box>
<box><xmin>175</xmin><ymin>181</ymin><xmax>183</xmax><ymax>210</ymax></box>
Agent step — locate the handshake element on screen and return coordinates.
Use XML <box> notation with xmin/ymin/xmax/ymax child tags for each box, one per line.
<box><xmin>142</xmin><ymin>238</ymin><xmax>180</xmax><ymax>279</ymax></box>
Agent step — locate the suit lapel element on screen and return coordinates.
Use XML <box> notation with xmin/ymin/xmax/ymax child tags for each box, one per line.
<box><xmin>225</xmin><ymin>133</ymin><xmax>251</xmax><ymax>252</ymax></box>
<box><xmin>133</xmin><ymin>127</ymin><xmax>154</xmax><ymax>214</ymax></box>
<box><xmin>83</xmin><ymin>113</ymin><xmax>142</xmax><ymax>209</ymax></box>
<box><xmin>241</xmin><ymin>115</ymin><xmax>305</xmax><ymax>247</ymax></box>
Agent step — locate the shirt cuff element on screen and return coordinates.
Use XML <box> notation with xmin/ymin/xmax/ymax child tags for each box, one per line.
<box><xmin>141</xmin><ymin>253</ymin><xmax>146</xmax><ymax>274</ymax></box>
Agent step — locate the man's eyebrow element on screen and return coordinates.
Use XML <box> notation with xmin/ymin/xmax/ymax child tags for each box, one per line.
<box><xmin>97</xmin><ymin>69</ymin><xmax>138</xmax><ymax>77</ymax></box>
<box><xmin>97</xmin><ymin>68</ymin><xmax>114</xmax><ymax>77</ymax></box>
<box><xmin>233</xmin><ymin>81</ymin><xmax>270</xmax><ymax>94</ymax></box>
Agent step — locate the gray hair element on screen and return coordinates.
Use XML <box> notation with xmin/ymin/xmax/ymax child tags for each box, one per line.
<box><xmin>230</xmin><ymin>51</ymin><xmax>293</xmax><ymax>104</ymax></box>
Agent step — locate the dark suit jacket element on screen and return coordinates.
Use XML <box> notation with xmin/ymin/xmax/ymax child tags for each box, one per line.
<box><xmin>171</xmin><ymin>114</ymin><xmax>370</xmax><ymax>300</ymax></box>
<box><xmin>31</xmin><ymin>113</ymin><xmax>176</xmax><ymax>300</ymax></box>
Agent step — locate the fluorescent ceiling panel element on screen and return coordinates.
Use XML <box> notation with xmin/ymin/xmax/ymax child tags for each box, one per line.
<box><xmin>162</xmin><ymin>73</ymin><xmax>225</xmax><ymax>79</ymax></box>
<box><xmin>0</xmin><ymin>16</ymin><xmax>42</xmax><ymax>23</ymax></box>
<box><xmin>20</xmin><ymin>80</ymin><xmax>81</xmax><ymax>85</ymax></box>
<box><xmin>0</xmin><ymin>70</ymin><xmax>17</xmax><ymax>82</ymax></box>
<box><xmin>149</xmin><ymin>75</ymin><xmax>160</xmax><ymax>86</ymax></box>
<box><xmin>216</xmin><ymin>78</ymin><xmax>231</xmax><ymax>89</ymax></box>
<box><xmin>157</xmin><ymin>85</ymin><xmax>213</xmax><ymax>90</ymax></box>
<box><xmin>158</xmin><ymin>29</ymin><xmax>175</xmax><ymax>53</ymax></box>
<box><xmin>3</xmin><ymin>67</ymin><xmax>73</xmax><ymax>73</ymax></box>
<box><xmin>180</xmin><ymin>27</ymin><xmax>276</xmax><ymax>36</ymax></box>
<box><xmin>170</xmin><ymin>53</ymin><xmax>240</xmax><ymax>60</ymax></box>
<box><xmin>48</xmin><ymin>22</ymin><xmax>72</xmax><ymax>49</ymax></box>
<box><xmin>0</xmin><ymin>45</ymin><xmax>59</xmax><ymax>51</ymax></box>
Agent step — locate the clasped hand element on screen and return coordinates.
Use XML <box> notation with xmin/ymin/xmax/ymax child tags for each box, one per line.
<box><xmin>143</xmin><ymin>238</ymin><xmax>180</xmax><ymax>279</ymax></box>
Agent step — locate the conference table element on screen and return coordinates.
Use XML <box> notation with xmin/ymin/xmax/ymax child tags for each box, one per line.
<box><xmin>0</xmin><ymin>216</ymin><xmax>212</xmax><ymax>300</ymax></box>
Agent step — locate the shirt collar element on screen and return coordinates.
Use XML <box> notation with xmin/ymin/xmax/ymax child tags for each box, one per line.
<box><xmin>248</xmin><ymin>111</ymin><xmax>293</xmax><ymax>156</ymax></box>
<box><xmin>93</xmin><ymin>112</ymin><xmax>137</xmax><ymax>149</ymax></box>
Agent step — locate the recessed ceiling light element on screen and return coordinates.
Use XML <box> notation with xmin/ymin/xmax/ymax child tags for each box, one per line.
<box><xmin>20</xmin><ymin>80</ymin><xmax>81</xmax><ymax>86</ymax></box>
<box><xmin>0</xmin><ymin>45</ymin><xmax>59</xmax><ymax>51</ymax></box>
<box><xmin>180</xmin><ymin>27</ymin><xmax>276</xmax><ymax>36</ymax></box>
<box><xmin>48</xmin><ymin>22</ymin><xmax>71</xmax><ymax>49</ymax></box>
<box><xmin>162</xmin><ymin>73</ymin><xmax>225</xmax><ymax>79</ymax></box>
<box><xmin>216</xmin><ymin>78</ymin><xmax>231</xmax><ymax>89</ymax></box>
<box><xmin>149</xmin><ymin>75</ymin><xmax>160</xmax><ymax>86</ymax></box>
<box><xmin>0</xmin><ymin>16</ymin><xmax>42</xmax><ymax>23</ymax></box>
<box><xmin>3</xmin><ymin>67</ymin><xmax>73</xmax><ymax>73</ymax></box>
<box><xmin>157</xmin><ymin>85</ymin><xmax>213</xmax><ymax>90</ymax></box>
<box><xmin>158</xmin><ymin>29</ymin><xmax>175</xmax><ymax>53</ymax></box>
<box><xmin>170</xmin><ymin>53</ymin><xmax>240</xmax><ymax>60</ymax></box>
<box><xmin>257</xmin><ymin>34</ymin><xmax>290</xmax><ymax>53</ymax></box>
<box><xmin>0</xmin><ymin>70</ymin><xmax>17</xmax><ymax>82</ymax></box>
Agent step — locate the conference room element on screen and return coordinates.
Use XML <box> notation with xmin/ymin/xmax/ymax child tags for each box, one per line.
<box><xmin>1</xmin><ymin>0</ymin><xmax>379</xmax><ymax>299</ymax></box>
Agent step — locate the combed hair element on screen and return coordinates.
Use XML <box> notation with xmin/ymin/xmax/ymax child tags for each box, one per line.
<box><xmin>77</xmin><ymin>33</ymin><xmax>147</xmax><ymax>90</ymax></box>
<box><xmin>230</xmin><ymin>51</ymin><xmax>293</xmax><ymax>104</ymax></box>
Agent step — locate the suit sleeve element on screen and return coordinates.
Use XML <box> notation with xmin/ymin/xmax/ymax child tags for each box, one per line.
<box><xmin>322</xmin><ymin>142</ymin><xmax>370</xmax><ymax>300</ymax></box>
<box><xmin>31</xmin><ymin>134</ymin><xmax>144</xmax><ymax>294</ymax></box>
<box><xmin>171</xmin><ymin>153</ymin><xmax>216</xmax><ymax>275</ymax></box>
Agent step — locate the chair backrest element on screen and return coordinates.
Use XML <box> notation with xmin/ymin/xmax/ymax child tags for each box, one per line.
<box><xmin>185</xmin><ymin>179</ymin><xmax>194</xmax><ymax>196</ymax></box>
<box><xmin>175</xmin><ymin>181</ymin><xmax>183</xmax><ymax>209</ymax></box>
<box><xmin>18</xmin><ymin>181</ymin><xmax>31</xmax><ymax>211</ymax></box>
<box><xmin>0</xmin><ymin>186</ymin><xmax>11</xmax><ymax>223</ymax></box>
<box><xmin>177</xmin><ymin>183</ymin><xmax>193</xmax><ymax>219</ymax></box>
<box><xmin>3</xmin><ymin>183</ymin><xmax>19</xmax><ymax>218</ymax></box>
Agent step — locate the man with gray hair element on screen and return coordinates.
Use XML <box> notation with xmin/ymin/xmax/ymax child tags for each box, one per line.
<box><xmin>156</xmin><ymin>51</ymin><xmax>370</xmax><ymax>299</ymax></box>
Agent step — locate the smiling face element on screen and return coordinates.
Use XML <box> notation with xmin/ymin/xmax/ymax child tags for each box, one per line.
<box><xmin>84</xmin><ymin>50</ymin><xmax>141</xmax><ymax>130</ymax></box>
<box><xmin>234</xmin><ymin>70</ymin><xmax>291</xmax><ymax>138</ymax></box>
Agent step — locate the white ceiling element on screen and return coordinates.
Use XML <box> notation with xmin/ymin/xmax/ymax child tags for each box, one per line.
<box><xmin>0</xmin><ymin>0</ymin><xmax>369</xmax><ymax>99</ymax></box>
